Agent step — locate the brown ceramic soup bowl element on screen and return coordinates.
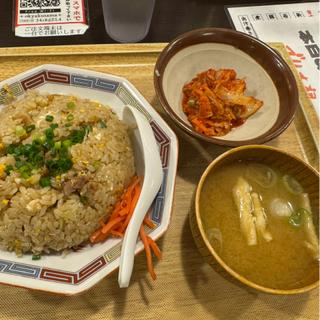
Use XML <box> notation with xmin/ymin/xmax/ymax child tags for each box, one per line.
<box><xmin>190</xmin><ymin>145</ymin><xmax>319</xmax><ymax>294</ymax></box>
<box><xmin>154</xmin><ymin>28</ymin><xmax>299</xmax><ymax>147</ymax></box>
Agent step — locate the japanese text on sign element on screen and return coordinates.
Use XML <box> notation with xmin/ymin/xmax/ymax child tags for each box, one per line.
<box><xmin>15</xmin><ymin>0</ymin><xmax>89</xmax><ymax>37</ymax></box>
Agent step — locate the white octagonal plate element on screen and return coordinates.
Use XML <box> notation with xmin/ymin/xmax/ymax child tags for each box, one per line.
<box><xmin>0</xmin><ymin>64</ymin><xmax>178</xmax><ymax>295</ymax></box>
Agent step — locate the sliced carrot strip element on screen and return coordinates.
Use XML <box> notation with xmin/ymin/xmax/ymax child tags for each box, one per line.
<box><xmin>110</xmin><ymin>230</ymin><xmax>123</xmax><ymax>238</ymax></box>
<box><xmin>147</xmin><ymin>236</ymin><xmax>162</xmax><ymax>260</ymax></box>
<box><xmin>143</xmin><ymin>216</ymin><xmax>156</xmax><ymax>229</ymax></box>
<box><xmin>118</xmin><ymin>212</ymin><xmax>133</xmax><ymax>233</ymax></box>
<box><xmin>109</xmin><ymin>202</ymin><xmax>122</xmax><ymax>220</ymax></box>
<box><xmin>93</xmin><ymin>232</ymin><xmax>109</xmax><ymax>243</ymax></box>
<box><xmin>101</xmin><ymin>215</ymin><xmax>125</xmax><ymax>234</ymax></box>
<box><xmin>90</xmin><ymin>229</ymin><xmax>103</xmax><ymax>243</ymax></box>
<box><xmin>140</xmin><ymin>225</ymin><xmax>156</xmax><ymax>280</ymax></box>
<box><xmin>118</xmin><ymin>185</ymin><xmax>141</xmax><ymax>232</ymax></box>
<box><xmin>124</xmin><ymin>176</ymin><xmax>141</xmax><ymax>197</ymax></box>
<box><xmin>129</xmin><ymin>186</ymin><xmax>141</xmax><ymax>215</ymax></box>
<box><xmin>109</xmin><ymin>177</ymin><xmax>140</xmax><ymax>220</ymax></box>
<box><xmin>118</xmin><ymin>206</ymin><xmax>130</xmax><ymax>216</ymax></box>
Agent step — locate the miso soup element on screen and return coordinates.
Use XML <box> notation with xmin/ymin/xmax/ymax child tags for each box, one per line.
<box><xmin>200</xmin><ymin>161</ymin><xmax>319</xmax><ymax>290</ymax></box>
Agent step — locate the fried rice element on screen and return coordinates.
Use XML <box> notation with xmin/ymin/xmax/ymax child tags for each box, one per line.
<box><xmin>0</xmin><ymin>90</ymin><xmax>135</xmax><ymax>256</ymax></box>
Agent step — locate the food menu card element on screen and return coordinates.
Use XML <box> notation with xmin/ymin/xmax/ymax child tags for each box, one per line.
<box><xmin>226</xmin><ymin>2</ymin><xmax>319</xmax><ymax>116</ymax></box>
<box><xmin>14</xmin><ymin>0</ymin><xmax>89</xmax><ymax>37</ymax></box>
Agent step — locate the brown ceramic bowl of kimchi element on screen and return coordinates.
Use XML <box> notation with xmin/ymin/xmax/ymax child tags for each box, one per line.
<box><xmin>154</xmin><ymin>28</ymin><xmax>299</xmax><ymax>147</ymax></box>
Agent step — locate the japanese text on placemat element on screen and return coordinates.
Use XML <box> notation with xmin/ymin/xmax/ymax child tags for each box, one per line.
<box><xmin>298</xmin><ymin>30</ymin><xmax>320</xmax><ymax>71</ymax></box>
<box><xmin>20</xmin><ymin>0</ymin><xmax>60</xmax><ymax>8</ymax></box>
<box><xmin>286</xmin><ymin>30</ymin><xmax>320</xmax><ymax>100</ymax></box>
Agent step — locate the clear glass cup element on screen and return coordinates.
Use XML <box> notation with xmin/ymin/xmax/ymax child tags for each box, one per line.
<box><xmin>101</xmin><ymin>0</ymin><xmax>155</xmax><ymax>43</ymax></box>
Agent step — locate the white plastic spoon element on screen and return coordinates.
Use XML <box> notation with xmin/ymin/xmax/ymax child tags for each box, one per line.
<box><xmin>118</xmin><ymin>105</ymin><xmax>163</xmax><ymax>288</ymax></box>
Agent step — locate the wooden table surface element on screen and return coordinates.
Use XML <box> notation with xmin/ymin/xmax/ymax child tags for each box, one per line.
<box><xmin>0</xmin><ymin>43</ymin><xmax>318</xmax><ymax>320</ymax></box>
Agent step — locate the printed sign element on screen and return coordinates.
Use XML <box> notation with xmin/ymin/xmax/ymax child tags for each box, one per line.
<box><xmin>15</xmin><ymin>0</ymin><xmax>89</xmax><ymax>37</ymax></box>
<box><xmin>226</xmin><ymin>2</ymin><xmax>319</xmax><ymax>115</ymax></box>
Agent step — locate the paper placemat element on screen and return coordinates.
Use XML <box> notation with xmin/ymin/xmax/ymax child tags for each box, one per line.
<box><xmin>226</xmin><ymin>2</ymin><xmax>319</xmax><ymax>116</ymax></box>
